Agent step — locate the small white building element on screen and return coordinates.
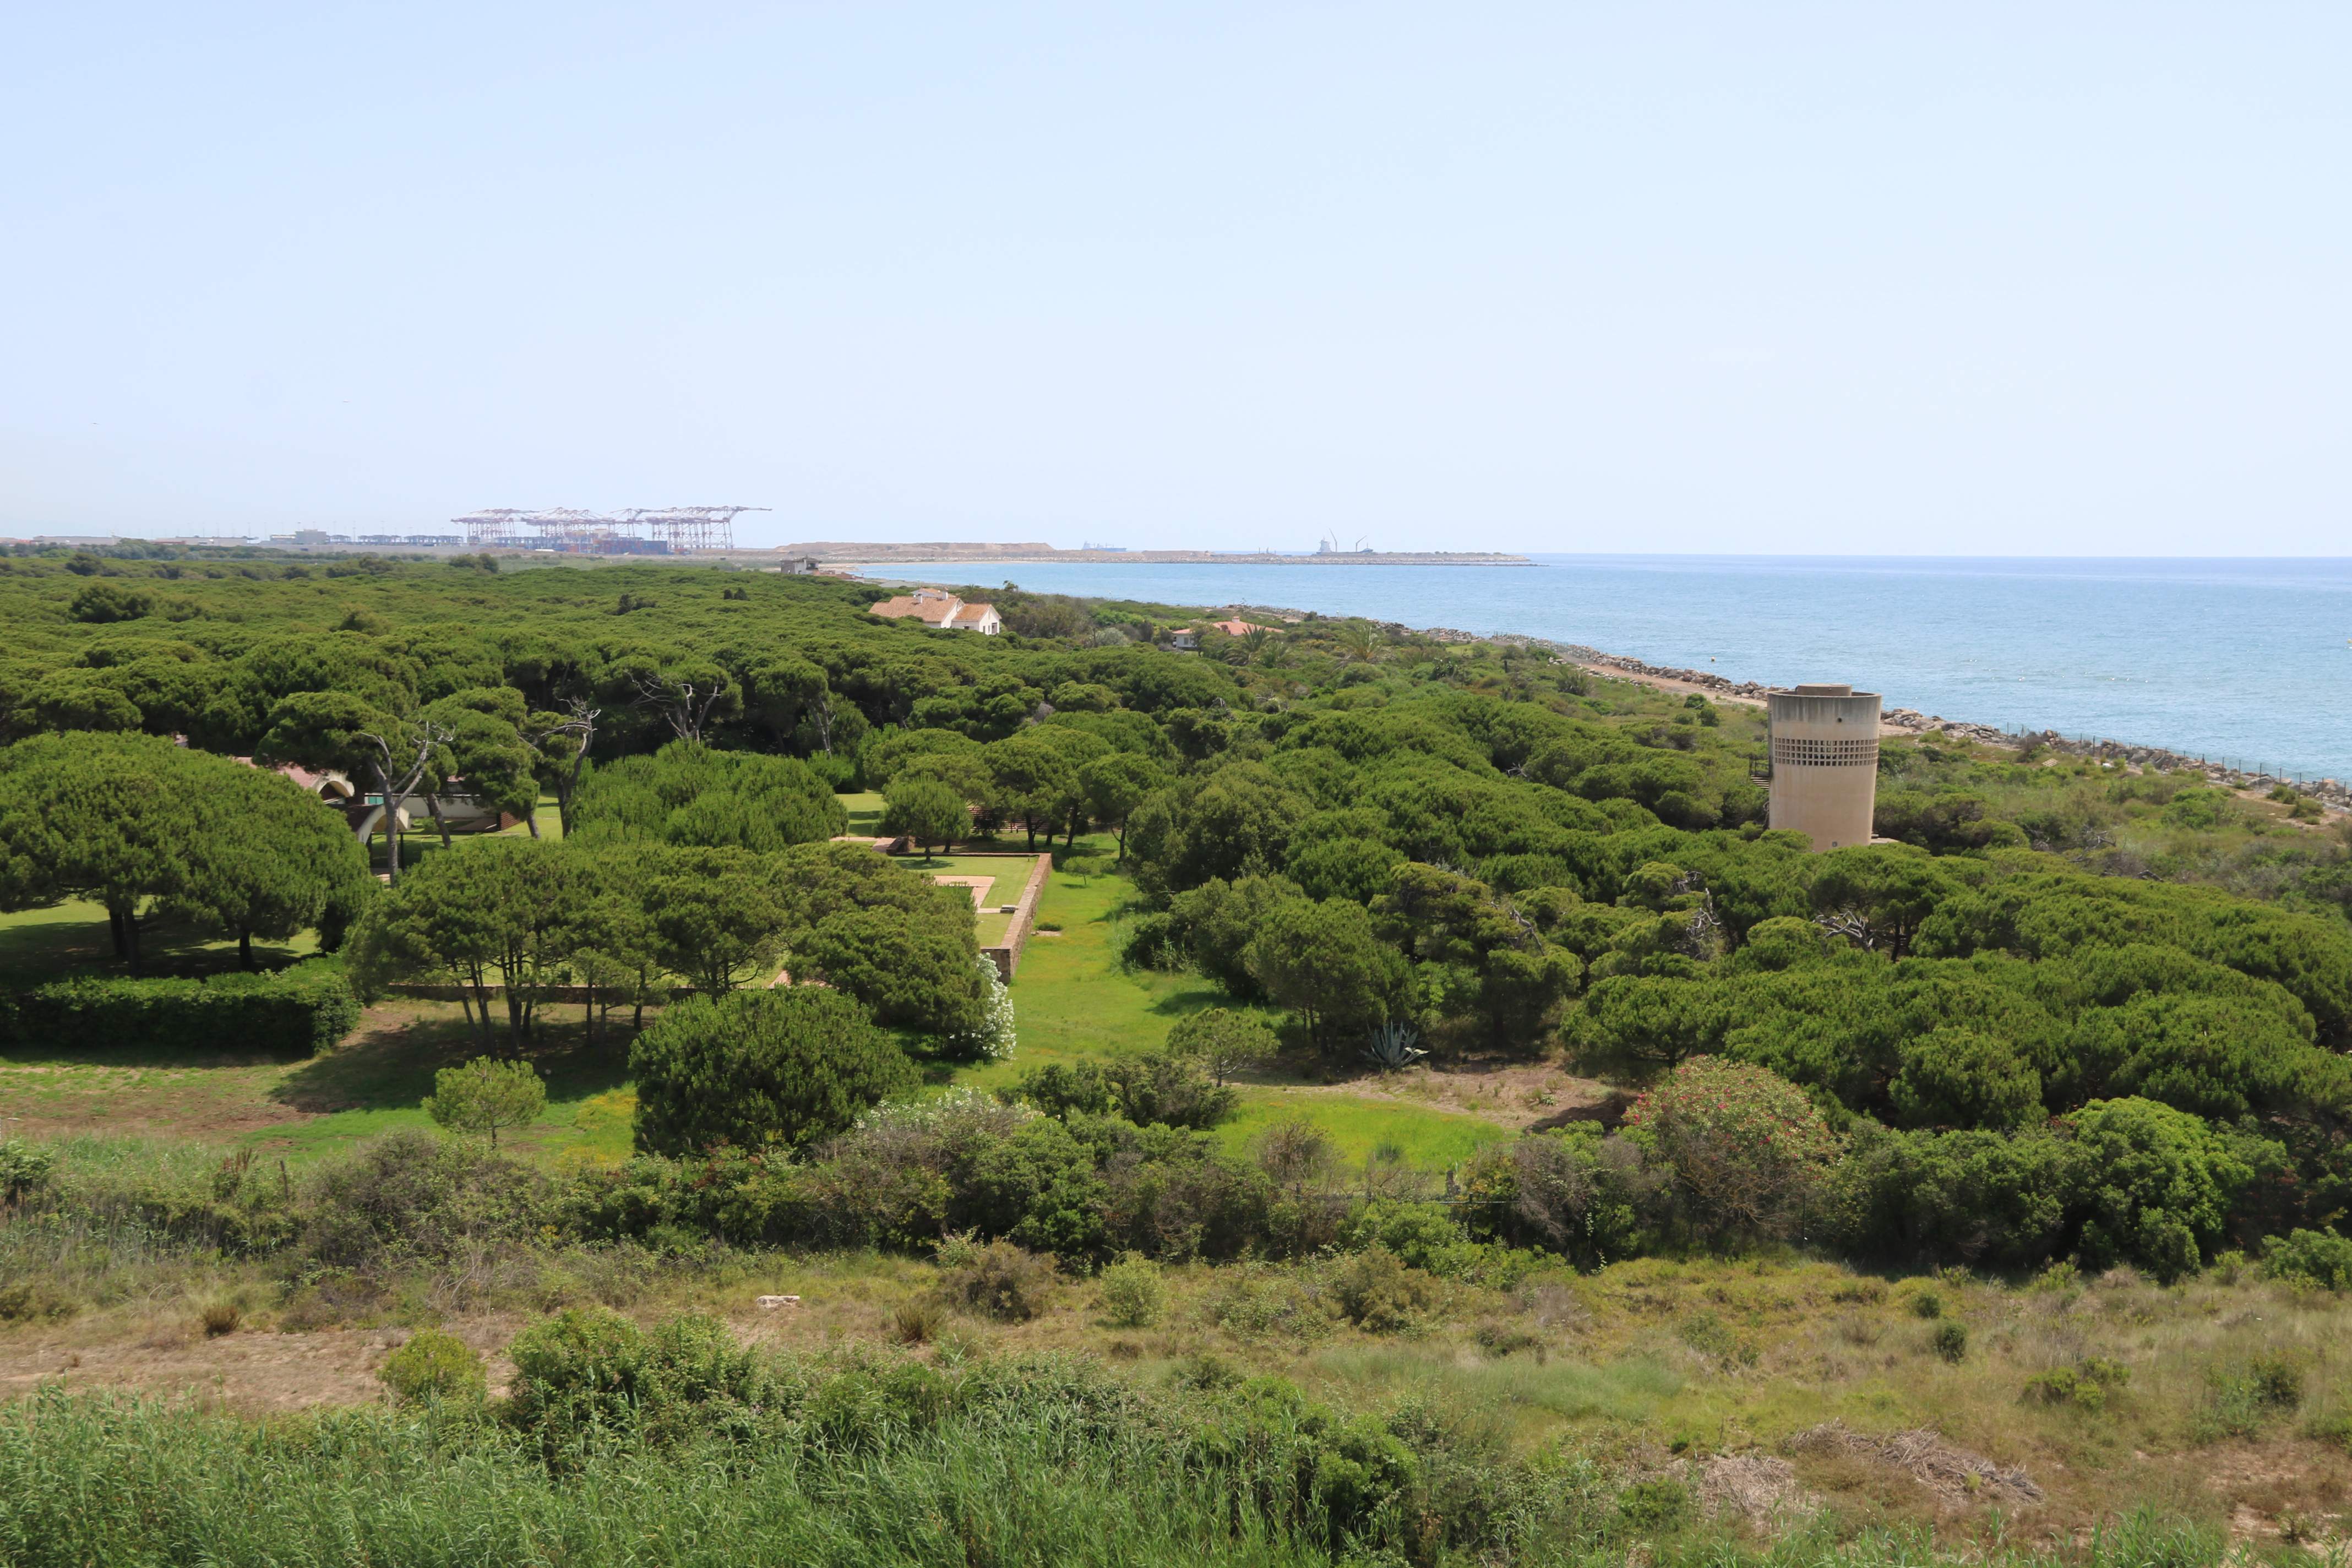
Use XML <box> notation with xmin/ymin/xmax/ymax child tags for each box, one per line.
<box><xmin>867</xmin><ymin>587</ymin><xmax>1002</xmax><ymax>634</ymax></box>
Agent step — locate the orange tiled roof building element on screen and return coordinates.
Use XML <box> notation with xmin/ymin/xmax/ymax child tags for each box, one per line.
<box><xmin>867</xmin><ymin>587</ymin><xmax>1003</xmax><ymax>634</ymax></box>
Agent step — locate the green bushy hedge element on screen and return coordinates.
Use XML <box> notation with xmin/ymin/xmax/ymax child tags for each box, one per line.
<box><xmin>0</xmin><ymin>959</ymin><xmax>358</xmax><ymax>1057</ymax></box>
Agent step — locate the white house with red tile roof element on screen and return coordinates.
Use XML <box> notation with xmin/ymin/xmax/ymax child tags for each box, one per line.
<box><xmin>867</xmin><ymin>587</ymin><xmax>1002</xmax><ymax>634</ymax></box>
<box><xmin>1207</xmin><ymin>618</ymin><xmax>1267</xmax><ymax>636</ymax></box>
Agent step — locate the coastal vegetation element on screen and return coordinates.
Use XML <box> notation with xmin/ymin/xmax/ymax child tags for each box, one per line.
<box><xmin>3</xmin><ymin>547</ymin><xmax>2352</xmax><ymax>1562</ymax></box>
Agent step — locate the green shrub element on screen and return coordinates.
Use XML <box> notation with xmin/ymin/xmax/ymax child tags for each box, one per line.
<box><xmin>0</xmin><ymin>1140</ymin><xmax>56</xmax><ymax>1205</ymax></box>
<box><xmin>1099</xmin><ymin>1254</ymin><xmax>1169</xmax><ymax>1327</ymax></box>
<box><xmin>1340</xmin><ymin>1200</ymin><xmax>1488</xmax><ymax>1279</ymax></box>
<box><xmin>1679</xmin><ymin>1311</ymin><xmax>1759</xmax><ymax>1369</ymax></box>
<box><xmin>380</xmin><ymin>1327</ymin><xmax>486</xmax><ymax>1405</ymax></box>
<box><xmin>2249</xmin><ymin>1355</ymin><xmax>2305</xmax><ymax>1409</ymax></box>
<box><xmin>505</xmin><ymin>1307</ymin><xmax>653</xmax><ymax>1444</ymax></box>
<box><xmin>1163</xmin><ymin>1007</ymin><xmax>1278</xmax><ymax>1084</ymax></box>
<box><xmin>1329</xmin><ymin>1247</ymin><xmax>1437</xmax><ymax>1333</ymax></box>
<box><xmin>1</xmin><ymin>960</ymin><xmax>358</xmax><ymax>1057</ymax></box>
<box><xmin>1908</xmin><ymin>1288</ymin><xmax>1944</xmax><ymax>1319</ymax></box>
<box><xmin>1104</xmin><ymin>1052</ymin><xmax>1235</xmax><ymax>1131</ymax></box>
<box><xmin>1003</xmin><ymin>1060</ymin><xmax>1117</xmax><ymax>1118</ymax></box>
<box><xmin>800</xmin><ymin>1358</ymin><xmax>955</xmax><ymax>1454</ymax></box>
<box><xmin>2025</xmin><ymin>1357</ymin><xmax>2130</xmax><ymax>1411</ymax></box>
<box><xmin>1821</xmin><ymin>1125</ymin><xmax>2075</xmax><ymax>1272</ymax></box>
<box><xmin>1474</xmin><ymin>1320</ymin><xmax>1547</xmax><ymax>1358</ymax></box>
<box><xmin>630</xmin><ymin>987</ymin><xmax>919</xmax><ymax>1157</ymax></box>
<box><xmin>2068</xmin><ymin>1097</ymin><xmax>2251</xmax><ymax>1283</ymax></box>
<box><xmin>1462</xmin><ymin>1126</ymin><xmax>1661</xmax><ymax>1267</ymax></box>
<box><xmin>505</xmin><ymin>1308</ymin><xmax>772</xmax><ymax>1454</ymax></box>
<box><xmin>1208</xmin><ymin>1267</ymin><xmax>1334</xmax><ymax>1340</ymax></box>
<box><xmin>1171</xmin><ymin>1351</ymin><xmax>1243</xmax><ymax>1390</ymax></box>
<box><xmin>2261</xmin><ymin>1228</ymin><xmax>2352</xmax><ymax>1292</ymax></box>
<box><xmin>1930</xmin><ymin>1320</ymin><xmax>1969</xmax><ymax>1362</ymax></box>
<box><xmin>573</xmin><ymin>743</ymin><xmax>845</xmax><ymax>851</ymax></box>
<box><xmin>888</xmin><ymin>1299</ymin><xmax>944</xmax><ymax>1344</ymax></box>
<box><xmin>0</xmin><ymin>1279</ymin><xmax>78</xmax><ymax>1322</ymax></box>
<box><xmin>2202</xmin><ymin>1355</ymin><xmax>2305</xmax><ymax>1439</ymax></box>
<box><xmin>423</xmin><ymin>1057</ymin><xmax>547</xmax><ymax>1147</ymax></box>
<box><xmin>1616</xmin><ymin>1476</ymin><xmax>1692</xmax><ymax>1532</ymax></box>
<box><xmin>1890</xmin><ymin>1027</ymin><xmax>2044</xmax><ymax>1130</ymax></box>
<box><xmin>943</xmin><ymin>1240</ymin><xmax>1058</xmax><ymax>1321</ymax></box>
<box><xmin>302</xmin><ymin>1130</ymin><xmax>551</xmax><ymax>1268</ymax></box>
<box><xmin>1622</xmin><ymin>1057</ymin><xmax>1839</xmax><ymax>1243</ymax></box>
<box><xmin>2307</xmin><ymin>1408</ymin><xmax>2352</xmax><ymax>1455</ymax></box>
<box><xmin>1009</xmin><ymin>1052</ymin><xmax>1234</xmax><ymax>1130</ymax></box>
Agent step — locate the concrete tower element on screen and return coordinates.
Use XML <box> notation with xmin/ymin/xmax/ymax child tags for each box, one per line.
<box><xmin>1767</xmin><ymin>683</ymin><xmax>1881</xmax><ymax>850</ymax></box>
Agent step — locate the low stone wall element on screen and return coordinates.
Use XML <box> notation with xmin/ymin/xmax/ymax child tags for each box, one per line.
<box><xmin>979</xmin><ymin>853</ymin><xmax>1054</xmax><ymax>981</ymax></box>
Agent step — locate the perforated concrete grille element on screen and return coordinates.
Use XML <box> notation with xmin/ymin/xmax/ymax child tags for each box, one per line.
<box><xmin>1771</xmin><ymin>736</ymin><xmax>1880</xmax><ymax>767</ymax></box>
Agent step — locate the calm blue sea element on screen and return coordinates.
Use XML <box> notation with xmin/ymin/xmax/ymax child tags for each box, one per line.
<box><xmin>884</xmin><ymin>556</ymin><xmax>2352</xmax><ymax>783</ymax></box>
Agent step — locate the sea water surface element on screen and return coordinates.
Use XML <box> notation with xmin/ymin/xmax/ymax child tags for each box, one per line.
<box><xmin>883</xmin><ymin>556</ymin><xmax>2352</xmax><ymax>782</ymax></box>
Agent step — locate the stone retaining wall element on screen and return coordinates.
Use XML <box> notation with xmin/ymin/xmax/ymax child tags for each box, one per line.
<box><xmin>979</xmin><ymin>853</ymin><xmax>1054</xmax><ymax>981</ymax></box>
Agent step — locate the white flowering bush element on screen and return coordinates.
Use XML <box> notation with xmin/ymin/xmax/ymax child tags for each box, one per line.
<box><xmin>948</xmin><ymin>955</ymin><xmax>1018</xmax><ymax>1062</ymax></box>
<box><xmin>852</xmin><ymin>1085</ymin><xmax>1034</xmax><ymax>1135</ymax></box>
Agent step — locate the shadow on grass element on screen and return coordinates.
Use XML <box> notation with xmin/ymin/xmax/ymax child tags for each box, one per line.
<box><xmin>0</xmin><ymin>905</ymin><xmax>309</xmax><ymax>983</ymax></box>
<box><xmin>269</xmin><ymin>1012</ymin><xmax>633</xmax><ymax>1115</ymax></box>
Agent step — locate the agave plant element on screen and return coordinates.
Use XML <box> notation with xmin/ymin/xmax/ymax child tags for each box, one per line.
<box><xmin>1362</xmin><ymin>1020</ymin><xmax>1427</xmax><ymax>1071</ymax></box>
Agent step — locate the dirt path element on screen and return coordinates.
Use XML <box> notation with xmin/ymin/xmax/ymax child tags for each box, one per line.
<box><xmin>1571</xmin><ymin>660</ymin><xmax>1767</xmax><ymax>710</ymax></box>
<box><xmin>0</xmin><ymin>1317</ymin><xmax>522</xmax><ymax>1412</ymax></box>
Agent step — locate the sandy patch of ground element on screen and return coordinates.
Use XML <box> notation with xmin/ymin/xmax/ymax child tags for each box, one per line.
<box><xmin>0</xmin><ymin>1317</ymin><xmax>525</xmax><ymax>1413</ymax></box>
<box><xmin>1267</xmin><ymin>1060</ymin><xmax>1614</xmax><ymax>1131</ymax></box>
<box><xmin>1570</xmin><ymin>662</ymin><xmax>1767</xmax><ymax>710</ymax></box>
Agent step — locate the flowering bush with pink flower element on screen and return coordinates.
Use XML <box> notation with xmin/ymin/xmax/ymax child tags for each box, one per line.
<box><xmin>1622</xmin><ymin>1057</ymin><xmax>1841</xmax><ymax>1242</ymax></box>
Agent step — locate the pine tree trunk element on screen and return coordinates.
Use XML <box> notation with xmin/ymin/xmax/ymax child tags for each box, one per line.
<box><xmin>378</xmin><ymin>766</ymin><xmax>404</xmax><ymax>884</ymax></box>
<box><xmin>238</xmin><ymin>930</ymin><xmax>253</xmax><ymax>969</ymax></box>
<box><xmin>108</xmin><ymin>906</ymin><xmax>128</xmax><ymax>959</ymax></box>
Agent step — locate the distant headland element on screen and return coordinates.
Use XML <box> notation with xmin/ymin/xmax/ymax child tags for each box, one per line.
<box><xmin>782</xmin><ymin>541</ymin><xmax>1531</xmax><ymax>567</ymax></box>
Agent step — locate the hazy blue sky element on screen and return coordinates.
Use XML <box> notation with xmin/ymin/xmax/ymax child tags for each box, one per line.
<box><xmin>4</xmin><ymin>5</ymin><xmax>2346</xmax><ymax>553</ymax></box>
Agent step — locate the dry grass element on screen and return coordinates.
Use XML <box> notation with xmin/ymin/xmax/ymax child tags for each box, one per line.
<box><xmin>6</xmin><ymin>1241</ymin><xmax>2352</xmax><ymax>1547</ymax></box>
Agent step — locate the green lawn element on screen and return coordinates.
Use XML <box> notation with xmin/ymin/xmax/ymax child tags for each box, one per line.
<box><xmin>0</xmin><ymin>900</ymin><xmax>318</xmax><ymax>981</ymax></box>
<box><xmin>943</xmin><ymin>861</ymin><xmax>1508</xmax><ymax>1171</ymax></box>
<box><xmin>0</xmin><ymin>997</ymin><xmax>637</xmax><ymax>1165</ymax></box>
<box><xmin>838</xmin><ymin>789</ymin><xmax>884</xmax><ymax>836</ymax></box>
<box><xmin>894</xmin><ymin>851</ymin><xmax>1042</xmax><ymax>946</ymax></box>
<box><xmin>1215</xmin><ymin>1092</ymin><xmax>1510</xmax><ymax>1169</ymax></box>
<box><xmin>3</xmin><ymin>824</ymin><xmax>1499</xmax><ymax>1175</ymax></box>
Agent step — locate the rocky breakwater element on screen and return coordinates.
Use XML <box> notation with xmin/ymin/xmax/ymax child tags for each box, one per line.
<box><xmin>1881</xmin><ymin>709</ymin><xmax>2352</xmax><ymax>814</ymax></box>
